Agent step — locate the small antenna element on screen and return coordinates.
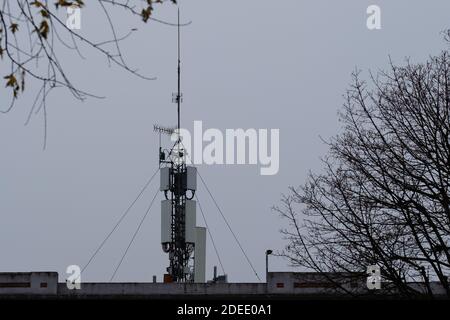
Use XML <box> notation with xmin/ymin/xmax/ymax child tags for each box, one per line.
<box><xmin>177</xmin><ymin>8</ymin><xmax>181</xmax><ymax>133</ymax></box>
<box><xmin>153</xmin><ymin>124</ymin><xmax>175</xmax><ymax>136</ymax></box>
<box><xmin>154</xmin><ymin>124</ymin><xmax>175</xmax><ymax>163</ymax></box>
<box><xmin>172</xmin><ymin>8</ymin><xmax>182</xmax><ymax>139</ymax></box>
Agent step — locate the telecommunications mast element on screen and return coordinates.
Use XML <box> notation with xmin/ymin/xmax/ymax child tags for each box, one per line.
<box><xmin>157</xmin><ymin>9</ymin><xmax>206</xmax><ymax>283</ymax></box>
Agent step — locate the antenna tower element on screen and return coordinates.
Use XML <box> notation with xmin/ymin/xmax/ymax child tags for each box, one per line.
<box><xmin>158</xmin><ymin>9</ymin><xmax>205</xmax><ymax>283</ymax></box>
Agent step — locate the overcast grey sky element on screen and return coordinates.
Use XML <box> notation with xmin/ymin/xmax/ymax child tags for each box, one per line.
<box><xmin>0</xmin><ymin>0</ymin><xmax>449</xmax><ymax>283</ymax></box>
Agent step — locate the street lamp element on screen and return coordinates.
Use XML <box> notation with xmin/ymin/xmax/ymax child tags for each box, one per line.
<box><xmin>265</xmin><ymin>250</ymin><xmax>273</xmax><ymax>282</ymax></box>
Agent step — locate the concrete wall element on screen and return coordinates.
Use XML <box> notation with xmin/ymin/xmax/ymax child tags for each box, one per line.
<box><xmin>0</xmin><ymin>271</ymin><xmax>447</xmax><ymax>297</ymax></box>
<box><xmin>0</xmin><ymin>272</ymin><xmax>58</xmax><ymax>295</ymax></box>
<box><xmin>58</xmin><ymin>282</ymin><xmax>266</xmax><ymax>296</ymax></box>
<box><xmin>267</xmin><ymin>272</ymin><xmax>365</xmax><ymax>295</ymax></box>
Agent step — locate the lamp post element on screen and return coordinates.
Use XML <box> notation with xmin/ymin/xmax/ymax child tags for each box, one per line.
<box><xmin>265</xmin><ymin>249</ymin><xmax>273</xmax><ymax>283</ymax></box>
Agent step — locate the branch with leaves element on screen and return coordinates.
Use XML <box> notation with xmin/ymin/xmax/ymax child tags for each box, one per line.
<box><xmin>0</xmin><ymin>0</ymin><xmax>181</xmax><ymax>148</ymax></box>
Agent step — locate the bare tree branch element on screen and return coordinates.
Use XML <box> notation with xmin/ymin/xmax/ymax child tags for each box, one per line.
<box><xmin>275</xmin><ymin>34</ymin><xmax>450</xmax><ymax>298</ymax></box>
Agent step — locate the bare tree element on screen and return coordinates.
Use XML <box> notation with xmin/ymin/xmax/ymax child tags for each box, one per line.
<box><xmin>0</xmin><ymin>0</ymin><xmax>182</xmax><ymax>147</ymax></box>
<box><xmin>274</xmin><ymin>38</ymin><xmax>450</xmax><ymax>298</ymax></box>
